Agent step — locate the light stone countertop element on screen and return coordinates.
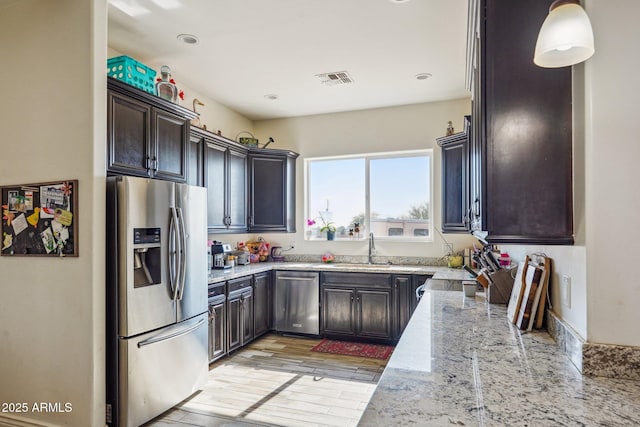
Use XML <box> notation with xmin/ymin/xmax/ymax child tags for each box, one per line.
<box><xmin>357</xmin><ymin>289</ymin><xmax>640</xmax><ymax>426</ymax></box>
<box><xmin>208</xmin><ymin>261</ymin><xmax>474</xmax><ymax>284</ymax></box>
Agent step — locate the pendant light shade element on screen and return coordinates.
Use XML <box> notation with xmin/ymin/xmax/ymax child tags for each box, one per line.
<box><xmin>534</xmin><ymin>0</ymin><xmax>594</xmax><ymax>68</ymax></box>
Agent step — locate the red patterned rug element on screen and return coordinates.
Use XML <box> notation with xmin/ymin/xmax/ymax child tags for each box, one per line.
<box><xmin>310</xmin><ymin>339</ymin><xmax>394</xmax><ymax>360</ymax></box>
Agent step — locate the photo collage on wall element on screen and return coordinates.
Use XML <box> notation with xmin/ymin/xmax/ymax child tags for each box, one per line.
<box><xmin>2</xmin><ymin>180</ymin><xmax>78</xmax><ymax>256</ymax></box>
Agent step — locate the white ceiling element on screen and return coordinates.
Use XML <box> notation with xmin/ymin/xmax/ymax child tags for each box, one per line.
<box><xmin>107</xmin><ymin>1</ymin><xmax>470</xmax><ymax>121</ymax></box>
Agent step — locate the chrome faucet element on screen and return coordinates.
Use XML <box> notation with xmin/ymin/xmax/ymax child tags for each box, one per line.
<box><xmin>368</xmin><ymin>232</ymin><xmax>376</xmax><ymax>264</ymax></box>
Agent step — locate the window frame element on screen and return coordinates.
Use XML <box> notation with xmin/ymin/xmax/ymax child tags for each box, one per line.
<box><xmin>304</xmin><ymin>149</ymin><xmax>434</xmax><ymax>242</ymax></box>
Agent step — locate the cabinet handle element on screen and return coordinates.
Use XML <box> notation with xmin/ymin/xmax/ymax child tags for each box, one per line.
<box><xmin>152</xmin><ymin>157</ymin><xmax>158</xmax><ymax>172</ymax></box>
<box><xmin>464</xmin><ymin>206</ymin><xmax>473</xmax><ymax>226</ymax></box>
<box><xmin>145</xmin><ymin>156</ymin><xmax>151</xmax><ymax>170</ymax></box>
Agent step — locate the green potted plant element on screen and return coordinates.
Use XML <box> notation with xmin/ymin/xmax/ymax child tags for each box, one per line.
<box><xmin>307</xmin><ymin>212</ymin><xmax>337</xmax><ymax>240</ymax></box>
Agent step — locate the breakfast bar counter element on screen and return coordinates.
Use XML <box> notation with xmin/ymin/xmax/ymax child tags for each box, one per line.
<box><xmin>358</xmin><ymin>289</ymin><xmax>640</xmax><ymax>426</ymax></box>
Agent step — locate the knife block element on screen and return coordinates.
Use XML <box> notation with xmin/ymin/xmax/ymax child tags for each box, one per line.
<box><xmin>487</xmin><ymin>268</ymin><xmax>515</xmax><ymax>304</ymax></box>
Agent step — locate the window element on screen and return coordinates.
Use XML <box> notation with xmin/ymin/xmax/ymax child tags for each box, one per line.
<box><xmin>305</xmin><ymin>150</ymin><xmax>432</xmax><ymax>241</ymax></box>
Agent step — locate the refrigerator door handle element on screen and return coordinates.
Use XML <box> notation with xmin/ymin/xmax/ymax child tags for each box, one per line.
<box><xmin>175</xmin><ymin>207</ymin><xmax>187</xmax><ymax>301</ymax></box>
<box><xmin>169</xmin><ymin>207</ymin><xmax>181</xmax><ymax>300</ymax></box>
<box><xmin>137</xmin><ymin>318</ymin><xmax>206</xmax><ymax>348</ymax></box>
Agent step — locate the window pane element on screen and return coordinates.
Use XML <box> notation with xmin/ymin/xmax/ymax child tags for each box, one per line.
<box><xmin>369</xmin><ymin>155</ymin><xmax>431</xmax><ymax>238</ymax></box>
<box><xmin>308</xmin><ymin>158</ymin><xmax>365</xmax><ymax>239</ymax></box>
<box><xmin>306</xmin><ymin>151</ymin><xmax>432</xmax><ymax>241</ymax></box>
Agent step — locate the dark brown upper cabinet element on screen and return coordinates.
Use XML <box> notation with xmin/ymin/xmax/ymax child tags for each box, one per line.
<box><xmin>189</xmin><ymin>127</ymin><xmax>298</xmax><ymax>234</ymax></box>
<box><xmin>107</xmin><ymin>77</ymin><xmax>196</xmax><ymax>183</ymax></box>
<box><xmin>438</xmin><ymin>117</ymin><xmax>470</xmax><ymax>233</ymax></box>
<box><xmin>467</xmin><ymin>0</ymin><xmax>573</xmax><ymax>244</ymax></box>
<box><xmin>248</xmin><ymin>149</ymin><xmax>298</xmax><ymax>233</ymax></box>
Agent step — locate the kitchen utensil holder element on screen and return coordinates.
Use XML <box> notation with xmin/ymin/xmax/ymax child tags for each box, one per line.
<box><xmin>487</xmin><ymin>269</ymin><xmax>514</xmax><ymax>304</ymax></box>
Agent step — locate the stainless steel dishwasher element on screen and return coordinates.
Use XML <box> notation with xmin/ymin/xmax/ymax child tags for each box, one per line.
<box><xmin>274</xmin><ymin>271</ymin><xmax>319</xmax><ymax>335</ymax></box>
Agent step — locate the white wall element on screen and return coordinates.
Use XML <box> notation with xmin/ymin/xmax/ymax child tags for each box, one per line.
<box><xmin>582</xmin><ymin>0</ymin><xmax>640</xmax><ymax>347</ymax></box>
<box><xmin>218</xmin><ymin>98</ymin><xmax>476</xmax><ymax>260</ymax></box>
<box><xmin>0</xmin><ymin>1</ymin><xmax>106</xmax><ymax>426</ymax></box>
<box><xmin>107</xmin><ymin>47</ymin><xmax>254</xmax><ymax>140</ymax></box>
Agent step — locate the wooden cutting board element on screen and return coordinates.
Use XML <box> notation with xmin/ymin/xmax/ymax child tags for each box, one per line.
<box><xmin>516</xmin><ymin>264</ymin><xmax>545</xmax><ymax>331</ymax></box>
<box><xmin>506</xmin><ymin>256</ymin><xmax>529</xmax><ymax>324</ymax></box>
<box><xmin>533</xmin><ymin>256</ymin><xmax>551</xmax><ymax>329</ymax></box>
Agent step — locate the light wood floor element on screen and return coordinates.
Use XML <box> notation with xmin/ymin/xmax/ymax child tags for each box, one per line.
<box><xmin>146</xmin><ymin>334</ymin><xmax>389</xmax><ymax>427</ymax></box>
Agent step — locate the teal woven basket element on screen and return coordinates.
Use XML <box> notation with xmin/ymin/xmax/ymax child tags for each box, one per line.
<box><xmin>107</xmin><ymin>56</ymin><xmax>156</xmax><ymax>94</ymax></box>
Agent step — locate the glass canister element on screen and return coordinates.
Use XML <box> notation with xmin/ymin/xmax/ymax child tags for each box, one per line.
<box><xmin>155</xmin><ymin>65</ymin><xmax>177</xmax><ymax>102</ymax></box>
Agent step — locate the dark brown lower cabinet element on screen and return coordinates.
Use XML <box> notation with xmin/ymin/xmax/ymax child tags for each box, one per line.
<box><xmin>227</xmin><ymin>276</ymin><xmax>254</xmax><ymax>353</ymax></box>
<box><xmin>395</xmin><ymin>275</ymin><xmax>412</xmax><ymax>336</ymax></box>
<box><xmin>207</xmin><ymin>282</ymin><xmax>227</xmax><ymax>363</ymax></box>
<box><xmin>321</xmin><ymin>272</ymin><xmax>394</xmax><ymax>344</ymax></box>
<box><xmin>209</xmin><ymin>270</ymin><xmax>430</xmax><ymax>359</ymax></box>
<box><xmin>253</xmin><ymin>272</ymin><xmax>272</xmax><ymax>338</ymax></box>
<box><xmin>208</xmin><ymin>296</ymin><xmax>226</xmax><ymax>363</ymax></box>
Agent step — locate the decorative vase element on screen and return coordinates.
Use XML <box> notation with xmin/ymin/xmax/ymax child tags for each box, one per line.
<box><xmin>326</xmin><ymin>230</ymin><xmax>335</xmax><ymax>241</ymax></box>
<box><xmin>155</xmin><ymin>65</ymin><xmax>178</xmax><ymax>102</ymax></box>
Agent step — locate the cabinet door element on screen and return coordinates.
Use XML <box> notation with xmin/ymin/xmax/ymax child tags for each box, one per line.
<box><xmin>439</xmin><ymin>133</ymin><xmax>469</xmax><ymax>233</ymax></box>
<box><xmin>321</xmin><ymin>286</ymin><xmax>355</xmax><ymax>337</ymax></box>
<box><xmin>187</xmin><ymin>134</ymin><xmax>204</xmax><ymax>187</ymax></box>
<box><xmin>227</xmin><ymin>294</ymin><xmax>242</xmax><ymax>352</ymax></box>
<box><xmin>208</xmin><ymin>299</ymin><xmax>226</xmax><ymax>363</ymax></box>
<box><xmin>205</xmin><ymin>142</ymin><xmax>228</xmax><ymax>231</ymax></box>
<box><xmin>249</xmin><ymin>153</ymin><xmax>296</xmax><ymax>232</ymax></box>
<box><xmin>107</xmin><ymin>91</ymin><xmax>151</xmax><ymax>178</ymax></box>
<box><xmin>394</xmin><ymin>275</ymin><xmax>412</xmax><ymax>337</ymax></box>
<box><xmin>253</xmin><ymin>272</ymin><xmax>272</xmax><ymax>338</ymax></box>
<box><xmin>356</xmin><ymin>289</ymin><xmax>393</xmax><ymax>340</ymax></box>
<box><xmin>227</xmin><ymin>148</ymin><xmax>248</xmax><ymax>231</ymax></box>
<box><xmin>153</xmin><ymin>109</ymin><xmax>188</xmax><ymax>182</ymax></box>
<box><xmin>241</xmin><ymin>291</ymin><xmax>254</xmax><ymax>345</ymax></box>
<box><xmin>482</xmin><ymin>0</ymin><xmax>573</xmax><ymax>244</ymax></box>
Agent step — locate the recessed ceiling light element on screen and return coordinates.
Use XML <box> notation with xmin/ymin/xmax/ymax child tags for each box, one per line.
<box><xmin>264</xmin><ymin>94</ymin><xmax>279</xmax><ymax>100</ymax></box>
<box><xmin>415</xmin><ymin>73</ymin><xmax>432</xmax><ymax>80</ymax></box>
<box><xmin>177</xmin><ymin>33</ymin><xmax>199</xmax><ymax>45</ymax></box>
<box><xmin>389</xmin><ymin>0</ymin><xmax>411</xmax><ymax>3</ymax></box>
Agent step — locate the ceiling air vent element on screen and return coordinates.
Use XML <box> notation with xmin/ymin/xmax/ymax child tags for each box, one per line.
<box><xmin>315</xmin><ymin>71</ymin><xmax>354</xmax><ymax>86</ymax></box>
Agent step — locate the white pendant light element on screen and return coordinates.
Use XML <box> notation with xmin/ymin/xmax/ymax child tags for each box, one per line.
<box><xmin>534</xmin><ymin>0</ymin><xmax>594</xmax><ymax>68</ymax></box>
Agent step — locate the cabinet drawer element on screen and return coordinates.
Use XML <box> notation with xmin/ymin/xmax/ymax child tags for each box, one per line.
<box><xmin>321</xmin><ymin>272</ymin><xmax>391</xmax><ymax>288</ymax></box>
<box><xmin>208</xmin><ymin>283</ymin><xmax>225</xmax><ymax>298</ymax></box>
<box><xmin>228</xmin><ymin>276</ymin><xmax>252</xmax><ymax>293</ymax></box>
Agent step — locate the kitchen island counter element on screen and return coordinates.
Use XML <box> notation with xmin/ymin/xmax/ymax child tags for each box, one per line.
<box><xmin>357</xmin><ymin>289</ymin><xmax>640</xmax><ymax>426</ymax></box>
<box><xmin>208</xmin><ymin>262</ymin><xmax>473</xmax><ymax>284</ymax></box>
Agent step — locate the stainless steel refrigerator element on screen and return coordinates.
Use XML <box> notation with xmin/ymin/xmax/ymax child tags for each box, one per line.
<box><xmin>106</xmin><ymin>176</ymin><xmax>208</xmax><ymax>427</ymax></box>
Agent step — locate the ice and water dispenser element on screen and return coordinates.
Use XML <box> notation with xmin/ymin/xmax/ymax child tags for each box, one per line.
<box><xmin>132</xmin><ymin>227</ymin><xmax>161</xmax><ymax>288</ymax></box>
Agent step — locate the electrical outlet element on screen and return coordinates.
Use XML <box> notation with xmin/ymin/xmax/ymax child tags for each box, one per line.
<box><xmin>289</xmin><ymin>241</ymin><xmax>296</xmax><ymax>249</ymax></box>
<box><xmin>561</xmin><ymin>275</ymin><xmax>571</xmax><ymax>308</ymax></box>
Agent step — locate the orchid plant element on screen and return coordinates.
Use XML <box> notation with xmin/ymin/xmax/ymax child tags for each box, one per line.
<box><xmin>307</xmin><ymin>211</ymin><xmax>336</xmax><ymax>233</ymax></box>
